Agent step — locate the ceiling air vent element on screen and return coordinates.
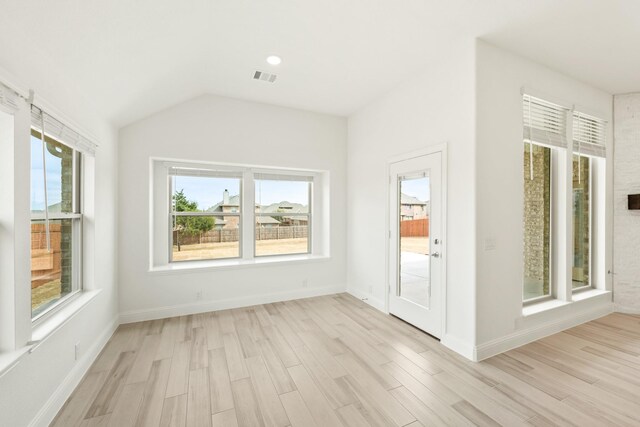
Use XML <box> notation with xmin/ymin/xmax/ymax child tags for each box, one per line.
<box><xmin>253</xmin><ymin>70</ymin><xmax>277</xmax><ymax>83</ymax></box>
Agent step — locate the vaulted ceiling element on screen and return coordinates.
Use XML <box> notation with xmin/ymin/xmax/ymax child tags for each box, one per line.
<box><xmin>1</xmin><ymin>0</ymin><xmax>639</xmax><ymax>128</ymax></box>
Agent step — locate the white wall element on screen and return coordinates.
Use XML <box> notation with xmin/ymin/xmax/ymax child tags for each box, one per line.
<box><xmin>474</xmin><ymin>41</ymin><xmax>613</xmax><ymax>355</ymax></box>
<box><xmin>346</xmin><ymin>40</ymin><xmax>477</xmax><ymax>354</ymax></box>
<box><xmin>0</xmin><ymin>66</ymin><xmax>119</xmax><ymax>426</ymax></box>
<box><xmin>117</xmin><ymin>95</ymin><xmax>347</xmax><ymax>320</ymax></box>
<box><xmin>613</xmin><ymin>93</ymin><xmax>640</xmax><ymax>313</ymax></box>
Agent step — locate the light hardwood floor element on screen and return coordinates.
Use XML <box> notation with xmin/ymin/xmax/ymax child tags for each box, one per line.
<box><xmin>52</xmin><ymin>294</ymin><xmax>640</xmax><ymax>426</ymax></box>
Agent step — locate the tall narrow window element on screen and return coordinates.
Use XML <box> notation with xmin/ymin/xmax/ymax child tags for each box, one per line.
<box><xmin>30</xmin><ymin>129</ymin><xmax>82</xmax><ymax>319</ymax></box>
<box><xmin>254</xmin><ymin>175</ymin><xmax>311</xmax><ymax>257</ymax></box>
<box><xmin>170</xmin><ymin>168</ymin><xmax>242</xmax><ymax>261</ymax></box>
<box><xmin>522</xmin><ymin>94</ymin><xmax>568</xmax><ymax>302</ymax></box>
<box><xmin>572</xmin><ymin>111</ymin><xmax>606</xmax><ymax>290</ymax></box>
<box><xmin>572</xmin><ymin>154</ymin><xmax>590</xmax><ymax>288</ymax></box>
<box><xmin>523</xmin><ymin>143</ymin><xmax>552</xmax><ymax>300</ymax></box>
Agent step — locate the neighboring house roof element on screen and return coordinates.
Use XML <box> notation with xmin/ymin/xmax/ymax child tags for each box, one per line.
<box><xmin>208</xmin><ymin>194</ymin><xmax>240</xmax><ymax>212</ymax></box>
<box><xmin>258</xmin><ymin>201</ymin><xmax>308</xmax><ymax>214</ymax></box>
<box><xmin>256</xmin><ymin>216</ymin><xmax>281</xmax><ymax>225</ymax></box>
<box><xmin>208</xmin><ymin>195</ymin><xmax>309</xmax><ymax>226</ymax></box>
<box><xmin>400</xmin><ymin>193</ymin><xmax>427</xmax><ymax>206</ymax></box>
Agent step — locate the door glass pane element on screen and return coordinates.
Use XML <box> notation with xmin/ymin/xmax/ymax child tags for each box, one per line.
<box><xmin>572</xmin><ymin>154</ymin><xmax>590</xmax><ymax>288</ymax></box>
<box><xmin>398</xmin><ymin>174</ymin><xmax>430</xmax><ymax>308</ymax></box>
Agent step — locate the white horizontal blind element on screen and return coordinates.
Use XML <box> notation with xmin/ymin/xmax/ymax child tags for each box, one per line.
<box><xmin>522</xmin><ymin>94</ymin><xmax>568</xmax><ymax>149</ymax></box>
<box><xmin>168</xmin><ymin>166</ymin><xmax>242</xmax><ymax>179</ymax></box>
<box><xmin>31</xmin><ymin>106</ymin><xmax>97</xmax><ymax>156</ymax></box>
<box><xmin>573</xmin><ymin>111</ymin><xmax>607</xmax><ymax>158</ymax></box>
<box><xmin>0</xmin><ymin>82</ymin><xmax>20</xmax><ymax>113</ymax></box>
<box><xmin>254</xmin><ymin>173</ymin><xmax>314</xmax><ymax>182</ymax></box>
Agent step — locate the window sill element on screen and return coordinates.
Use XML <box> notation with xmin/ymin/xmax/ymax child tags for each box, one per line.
<box><xmin>522</xmin><ymin>288</ymin><xmax>611</xmax><ymax>317</ymax></box>
<box><xmin>149</xmin><ymin>254</ymin><xmax>331</xmax><ymax>275</ymax></box>
<box><xmin>0</xmin><ymin>289</ymin><xmax>100</xmax><ymax>379</ymax></box>
<box><xmin>572</xmin><ymin>288</ymin><xmax>610</xmax><ymax>302</ymax></box>
<box><xmin>32</xmin><ymin>289</ymin><xmax>101</xmax><ymax>342</ymax></box>
<box><xmin>523</xmin><ymin>299</ymin><xmax>571</xmax><ymax>317</ymax></box>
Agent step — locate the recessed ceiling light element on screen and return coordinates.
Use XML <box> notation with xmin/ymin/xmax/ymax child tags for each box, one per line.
<box><xmin>266</xmin><ymin>55</ymin><xmax>282</xmax><ymax>66</ymax></box>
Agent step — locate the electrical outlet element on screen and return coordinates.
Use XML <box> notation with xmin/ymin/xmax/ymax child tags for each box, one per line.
<box><xmin>74</xmin><ymin>342</ymin><xmax>80</xmax><ymax>361</ymax></box>
<box><xmin>484</xmin><ymin>238</ymin><xmax>497</xmax><ymax>251</ymax></box>
<box><xmin>368</xmin><ymin>285</ymin><xmax>373</xmax><ymax>294</ymax></box>
<box><xmin>302</xmin><ymin>279</ymin><xmax>308</xmax><ymax>288</ymax></box>
<box><xmin>196</xmin><ymin>290</ymin><xmax>203</xmax><ymax>300</ymax></box>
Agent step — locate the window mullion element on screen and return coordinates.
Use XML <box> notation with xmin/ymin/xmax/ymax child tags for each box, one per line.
<box><xmin>558</xmin><ymin>110</ymin><xmax>573</xmax><ymax>302</ymax></box>
<box><xmin>242</xmin><ymin>170</ymin><xmax>255</xmax><ymax>260</ymax></box>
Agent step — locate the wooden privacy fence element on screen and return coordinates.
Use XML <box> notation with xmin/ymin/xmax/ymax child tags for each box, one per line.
<box><xmin>255</xmin><ymin>226</ymin><xmax>308</xmax><ymax>241</ymax></box>
<box><xmin>400</xmin><ymin>218</ymin><xmax>429</xmax><ymax>237</ymax></box>
<box><xmin>174</xmin><ymin>225</ymin><xmax>309</xmax><ymax>245</ymax></box>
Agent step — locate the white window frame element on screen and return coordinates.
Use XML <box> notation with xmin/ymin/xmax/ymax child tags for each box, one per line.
<box><xmin>168</xmin><ymin>170</ymin><xmax>243</xmax><ymax>262</ymax></box>
<box><xmin>521</xmin><ymin>91</ymin><xmax>608</xmax><ymax>307</ymax></box>
<box><xmin>151</xmin><ymin>159</ymin><xmax>327</xmax><ymax>270</ymax></box>
<box><xmin>522</xmin><ymin>142</ymin><xmax>558</xmax><ymax>305</ymax></box>
<box><xmin>254</xmin><ymin>176</ymin><xmax>312</xmax><ymax>258</ymax></box>
<box><xmin>30</xmin><ymin>130</ymin><xmax>84</xmax><ymax>324</ymax></box>
<box><xmin>571</xmin><ymin>154</ymin><xmax>593</xmax><ymax>292</ymax></box>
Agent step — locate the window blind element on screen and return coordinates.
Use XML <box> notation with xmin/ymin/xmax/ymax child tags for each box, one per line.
<box><xmin>168</xmin><ymin>166</ymin><xmax>243</xmax><ymax>179</ymax></box>
<box><xmin>573</xmin><ymin>111</ymin><xmax>607</xmax><ymax>158</ymax></box>
<box><xmin>31</xmin><ymin>106</ymin><xmax>97</xmax><ymax>156</ymax></box>
<box><xmin>522</xmin><ymin>94</ymin><xmax>568</xmax><ymax>149</ymax></box>
<box><xmin>0</xmin><ymin>82</ymin><xmax>20</xmax><ymax>113</ymax></box>
<box><xmin>254</xmin><ymin>173</ymin><xmax>314</xmax><ymax>182</ymax></box>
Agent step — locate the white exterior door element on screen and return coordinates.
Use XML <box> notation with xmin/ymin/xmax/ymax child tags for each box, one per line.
<box><xmin>389</xmin><ymin>152</ymin><xmax>443</xmax><ymax>338</ymax></box>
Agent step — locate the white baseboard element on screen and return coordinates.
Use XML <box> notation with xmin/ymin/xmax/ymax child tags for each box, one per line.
<box><xmin>119</xmin><ymin>284</ymin><xmax>347</xmax><ymax>324</ymax></box>
<box><xmin>474</xmin><ymin>302</ymin><xmax>613</xmax><ymax>361</ymax></box>
<box><xmin>614</xmin><ymin>304</ymin><xmax>640</xmax><ymax>315</ymax></box>
<box><xmin>29</xmin><ymin>317</ymin><xmax>119</xmax><ymax>427</ymax></box>
<box><xmin>441</xmin><ymin>334</ymin><xmax>475</xmax><ymax>361</ymax></box>
<box><xmin>346</xmin><ymin>287</ymin><xmax>386</xmax><ymax>312</ymax></box>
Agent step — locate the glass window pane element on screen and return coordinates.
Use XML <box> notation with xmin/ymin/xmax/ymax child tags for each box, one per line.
<box><xmin>31</xmin><ymin>218</ymin><xmax>79</xmax><ymax>317</ymax></box>
<box><xmin>172</xmin><ymin>216</ymin><xmax>239</xmax><ymax>261</ymax></box>
<box><xmin>173</xmin><ymin>176</ymin><xmax>241</xmax><ymax>213</ymax></box>
<box><xmin>171</xmin><ymin>175</ymin><xmax>242</xmax><ymax>261</ymax></box>
<box><xmin>399</xmin><ymin>175</ymin><xmax>430</xmax><ymax>308</ymax></box>
<box><xmin>523</xmin><ymin>143</ymin><xmax>551</xmax><ymax>301</ymax></box>
<box><xmin>255</xmin><ymin>179</ymin><xmax>310</xmax><ymax>257</ymax></box>
<box><xmin>255</xmin><ymin>215</ymin><xmax>309</xmax><ymax>256</ymax></box>
<box><xmin>572</xmin><ymin>155</ymin><xmax>590</xmax><ymax>288</ymax></box>
<box><xmin>255</xmin><ymin>180</ymin><xmax>310</xmax><ymax>214</ymax></box>
<box><xmin>31</xmin><ymin>133</ymin><xmax>74</xmax><ymax>215</ymax></box>
<box><xmin>31</xmin><ymin>131</ymin><xmax>79</xmax><ymax>319</ymax></box>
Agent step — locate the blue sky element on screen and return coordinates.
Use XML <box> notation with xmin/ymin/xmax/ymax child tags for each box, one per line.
<box><xmin>173</xmin><ymin>176</ymin><xmax>309</xmax><ymax>211</ymax></box>
<box><xmin>401</xmin><ymin>176</ymin><xmax>430</xmax><ymax>202</ymax></box>
<box><xmin>31</xmin><ymin>135</ymin><xmax>63</xmax><ymax>212</ymax></box>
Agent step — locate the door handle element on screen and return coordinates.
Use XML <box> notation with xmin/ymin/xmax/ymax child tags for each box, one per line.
<box><xmin>431</xmin><ymin>252</ymin><xmax>440</xmax><ymax>258</ymax></box>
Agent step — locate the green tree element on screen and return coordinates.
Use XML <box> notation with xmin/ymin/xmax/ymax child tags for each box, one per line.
<box><xmin>173</xmin><ymin>189</ymin><xmax>215</xmax><ymax>236</ymax></box>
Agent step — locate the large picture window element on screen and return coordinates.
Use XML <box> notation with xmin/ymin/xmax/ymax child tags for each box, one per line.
<box><xmin>30</xmin><ymin>129</ymin><xmax>82</xmax><ymax>319</ymax></box>
<box><xmin>164</xmin><ymin>165</ymin><xmax>317</xmax><ymax>264</ymax></box>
